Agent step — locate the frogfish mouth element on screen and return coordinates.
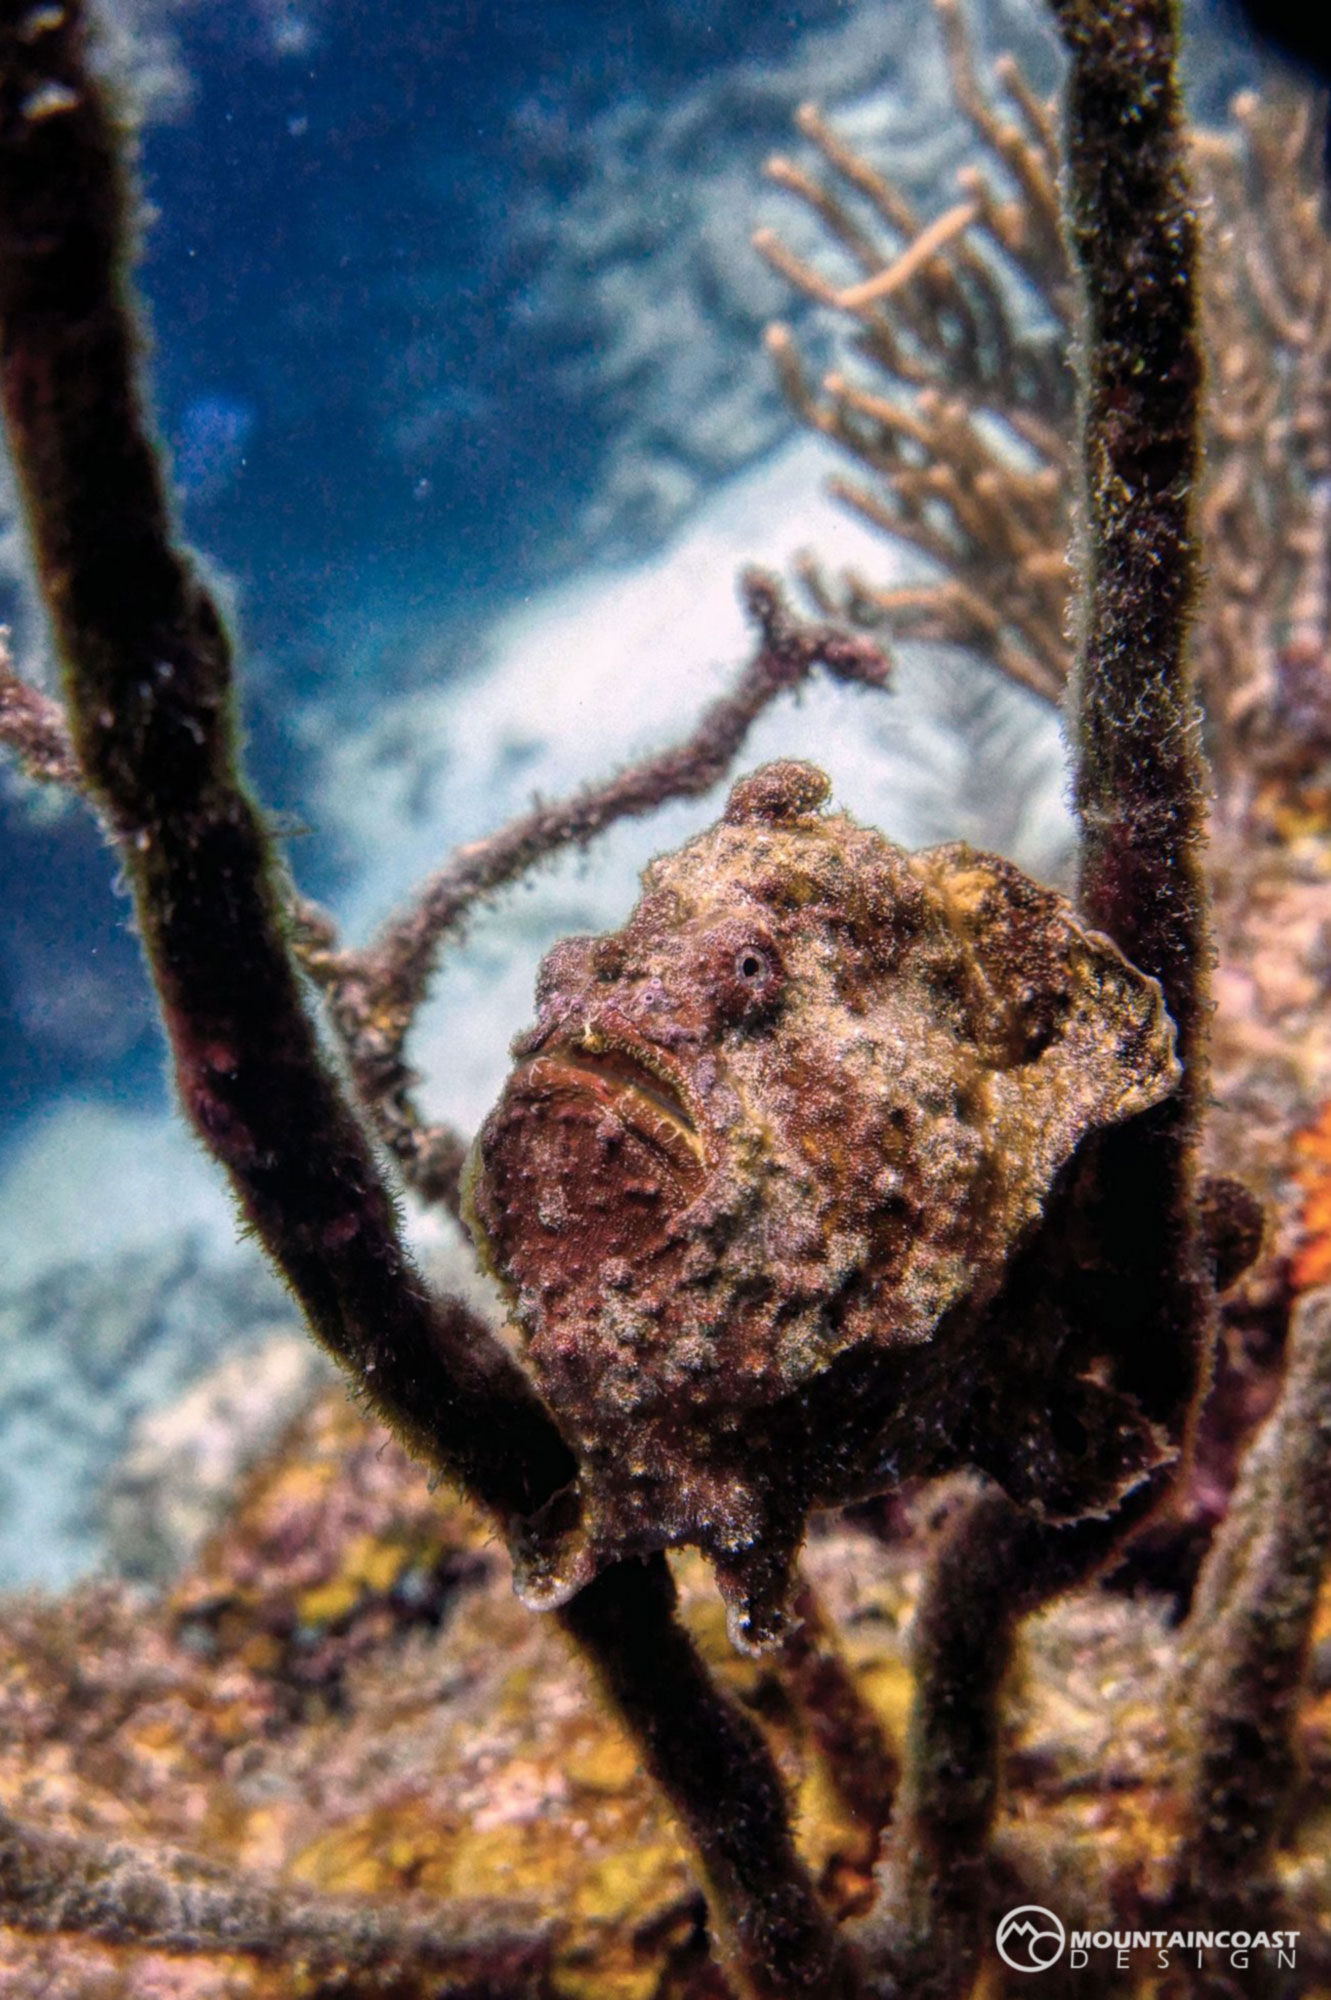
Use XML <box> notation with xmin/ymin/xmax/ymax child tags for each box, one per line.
<box><xmin>465</xmin><ymin>761</ymin><xmax>1181</xmax><ymax>1647</ymax></box>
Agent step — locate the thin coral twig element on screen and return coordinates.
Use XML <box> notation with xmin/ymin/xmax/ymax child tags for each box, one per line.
<box><xmin>836</xmin><ymin>201</ymin><xmax>980</xmax><ymax>311</ymax></box>
<box><xmin>1173</xmin><ymin>1285</ymin><xmax>1331</xmax><ymax>1899</ymax></box>
<box><xmin>297</xmin><ymin>571</ymin><xmax>890</xmax><ymax>1216</ymax></box>
<box><xmin>994</xmin><ymin>51</ymin><xmax>1059</xmax><ymax>163</ymax></box>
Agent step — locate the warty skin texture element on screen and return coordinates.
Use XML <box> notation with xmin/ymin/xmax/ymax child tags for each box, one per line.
<box><xmin>468</xmin><ymin>761</ymin><xmax>1182</xmax><ymax>1645</ymax></box>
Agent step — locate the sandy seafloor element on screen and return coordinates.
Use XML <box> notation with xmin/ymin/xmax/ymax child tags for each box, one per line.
<box><xmin>0</xmin><ymin>0</ymin><xmax>1270</xmax><ymax>1584</ymax></box>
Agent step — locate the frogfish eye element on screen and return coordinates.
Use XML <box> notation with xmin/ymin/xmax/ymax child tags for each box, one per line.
<box><xmin>711</xmin><ymin>925</ymin><xmax>784</xmax><ymax>1021</ymax></box>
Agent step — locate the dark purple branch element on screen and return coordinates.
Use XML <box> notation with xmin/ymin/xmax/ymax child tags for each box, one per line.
<box><xmin>0</xmin><ymin>0</ymin><xmax>574</xmax><ymax>1531</ymax></box>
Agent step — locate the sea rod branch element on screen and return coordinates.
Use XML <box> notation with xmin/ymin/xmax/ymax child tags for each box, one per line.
<box><xmin>1172</xmin><ymin>1285</ymin><xmax>1331</xmax><ymax>1901</ymax></box>
<box><xmin>0</xmin><ymin>12</ymin><xmax>849</xmax><ymax>1995</ymax></box>
<box><xmin>0</xmin><ymin>1806</ymin><xmax>554</xmax><ymax>1995</ymax></box>
<box><xmin>563</xmin><ymin>1558</ymin><xmax>864</xmax><ymax>2000</ymax></box>
<box><xmin>0</xmin><ymin>0</ymin><xmax>574</xmax><ymax>1532</ymax></box>
<box><xmin>1050</xmin><ymin>0</ymin><xmax>1213</xmax><ymax>1462</ymax></box>
<box><xmin>857</xmin><ymin>8</ymin><xmax>1213</xmax><ymax>1987</ymax></box>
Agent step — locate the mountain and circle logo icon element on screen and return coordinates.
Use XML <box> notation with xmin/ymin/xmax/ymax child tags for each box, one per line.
<box><xmin>995</xmin><ymin>1906</ymin><xmax>1068</xmax><ymax>1972</ymax></box>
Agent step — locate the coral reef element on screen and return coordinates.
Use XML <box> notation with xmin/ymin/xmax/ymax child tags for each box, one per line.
<box><xmin>755</xmin><ymin>0</ymin><xmax>1074</xmax><ymax>705</ymax></box>
<box><xmin>104</xmin><ymin>1332</ymin><xmax>333</xmax><ymax>1582</ymax></box>
<box><xmin>2</xmin><ymin>0</ymin><xmax>1331</xmax><ymax>1996</ymax></box>
<box><xmin>495</xmin><ymin>0</ymin><xmax>1055</xmax><ymax>563</ymax></box>
<box><xmin>757</xmin><ymin>0</ymin><xmax>1331</xmax><ymax>787</ymax></box>
<box><xmin>4</xmin><ymin>1380</ymin><xmax>1331</xmax><ymax>1996</ymax></box>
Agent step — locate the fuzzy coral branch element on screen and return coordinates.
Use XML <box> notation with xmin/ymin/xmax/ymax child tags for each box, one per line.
<box><xmin>1054</xmin><ymin>0</ymin><xmax>1208</xmax><ymax>1042</ymax></box>
<box><xmin>780</xmin><ymin>1574</ymin><xmax>899</xmax><ymax>1842</ymax></box>
<box><xmin>0</xmin><ymin>1805</ymin><xmax>553</xmax><ymax>1994</ymax></box>
<box><xmin>857</xmin><ymin>1485</ymin><xmax>1025</xmax><ymax>2000</ymax></box>
<box><xmin>561</xmin><ymin>1556</ymin><xmax>863</xmax><ymax>2000</ymax></box>
<box><xmin>859</xmin><ymin>1488</ymin><xmax>1131</xmax><ymax>1998</ymax></box>
<box><xmin>1050</xmin><ymin>0</ymin><xmax>1213</xmax><ymax>1461</ymax></box>
<box><xmin>853</xmin><ymin>14</ymin><xmax>1215</xmax><ymax>1985</ymax></box>
<box><xmin>297</xmin><ymin>570</ymin><xmax>890</xmax><ymax>1215</ymax></box>
<box><xmin>1173</xmin><ymin>1285</ymin><xmax>1331</xmax><ymax>1897</ymax></box>
<box><xmin>0</xmin><ymin>1</ymin><xmax>573</xmax><ymax>1527</ymax></box>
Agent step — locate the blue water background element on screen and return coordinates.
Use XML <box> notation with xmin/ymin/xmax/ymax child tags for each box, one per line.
<box><xmin>4</xmin><ymin>0</ymin><xmax>853</xmax><ymax>1128</ymax></box>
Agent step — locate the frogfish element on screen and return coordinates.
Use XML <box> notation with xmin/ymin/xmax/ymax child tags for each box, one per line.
<box><xmin>466</xmin><ymin>761</ymin><xmax>1180</xmax><ymax>1645</ymax></box>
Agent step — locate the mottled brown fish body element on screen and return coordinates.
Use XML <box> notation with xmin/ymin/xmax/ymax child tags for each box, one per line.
<box><xmin>468</xmin><ymin>763</ymin><xmax>1179</xmax><ymax>1645</ymax></box>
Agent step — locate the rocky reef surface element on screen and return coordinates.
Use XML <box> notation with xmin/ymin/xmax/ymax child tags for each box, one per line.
<box><xmin>3</xmin><ymin>1370</ymin><xmax>1329</xmax><ymax>1996</ymax></box>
